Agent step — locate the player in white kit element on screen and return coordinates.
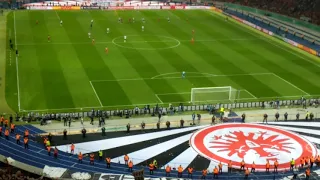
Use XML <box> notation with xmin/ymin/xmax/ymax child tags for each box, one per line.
<box><xmin>88</xmin><ymin>32</ymin><xmax>91</xmax><ymax>38</ymax></box>
<box><xmin>142</xmin><ymin>26</ymin><xmax>144</xmax><ymax>32</ymax></box>
<box><xmin>124</xmin><ymin>35</ymin><xmax>127</xmax><ymax>42</ymax></box>
<box><xmin>132</xmin><ymin>17</ymin><xmax>135</xmax><ymax>23</ymax></box>
<box><xmin>60</xmin><ymin>20</ymin><xmax>63</xmax><ymax>26</ymax></box>
<box><xmin>106</xmin><ymin>28</ymin><xmax>109</xmax><ymax>34</ymax></box>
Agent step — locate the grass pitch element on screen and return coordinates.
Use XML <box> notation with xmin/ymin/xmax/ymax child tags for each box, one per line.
<box><xmin>4</xmin><ymin>9</ymin><xmax>320</xmax><ymax>112</ymax></box>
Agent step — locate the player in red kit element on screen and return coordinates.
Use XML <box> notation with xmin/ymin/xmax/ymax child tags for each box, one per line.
<box><xmin>47</xmin><ymin>35</ymin><xmax>51</xmax><ymax>42</ymax></box>
<box><xmin>36</xmin><ymin>20</ymin><xmax>39</xmax><ymax>25</ymax></box>
<box><xmin>105</xmin><ymin>47</ymin><xmax>108</xmax><ymax>54</ymax></box>
<box><xmin>92</xmin><ymin>38</ymin><xmax>95</xmax><ymax>45</ymax></box>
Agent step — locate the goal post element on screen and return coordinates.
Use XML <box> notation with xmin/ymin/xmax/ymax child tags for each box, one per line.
<box><xmin>190</xmin><ymin>86</ymin><xmax>239</xmax><ymax>104</ymax></box>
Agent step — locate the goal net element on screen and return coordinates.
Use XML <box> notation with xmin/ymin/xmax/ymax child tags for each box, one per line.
<box><xmin>190</xmin><ymin>86</ymin><xmax>239</xmax><ymax>104</ymax></box>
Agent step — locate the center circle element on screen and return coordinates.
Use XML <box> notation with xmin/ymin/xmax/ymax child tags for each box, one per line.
<box><xmin>112</xmin><ymin>35</ymin><xmax>180</xmax><ymax>50</ymax></box>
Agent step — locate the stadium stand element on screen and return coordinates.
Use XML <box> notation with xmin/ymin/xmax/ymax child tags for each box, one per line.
<box><xmin>219</xmin><ymin>0</ymin><xmax>320</xmax><ymax>25</ymax></box>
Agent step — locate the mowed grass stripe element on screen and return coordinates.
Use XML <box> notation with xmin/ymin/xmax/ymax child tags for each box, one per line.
<box><xmin>5</xmin><ymin>12</ymin><xmax>19</xmax><ymax>111</ymax></box>
<box><xmin>28</xmin><ymin>11</ymin><xmax>75</xmax><ymax>109</ymax></box>
<box><xmin>57</xmin><ymin>11</ymin><xmax>132</xmax><ymax>106</ymax></box>
<box><xmin>13</xmin><ymin>12</ymin><xmax>48</xmax><ymax>110</ymax></box>
<box><xmin>42</xmin><ymin>11</ymin><xmax>100</xmax><ymax>108</ymax></box>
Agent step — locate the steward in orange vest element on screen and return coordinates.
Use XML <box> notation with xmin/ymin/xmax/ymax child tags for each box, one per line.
<box><xmin>306</xmin><ymin>168</ymin><xmax>311</xmax><ymax>179</ymax></box>
<box><xmin>106</xmin><ymin>157</ymin><xmax>111</xmax><ymax>168</ymax></box>
<box><xmin>310</xmin><ymin>156</ymin><xmax>315</xmax><ymax>168</ymax></box>
<box><xmin>0</xmin><ymin>126</ymin><xmax>2</xmax><ymax>136</ymax></box>
<box><xmin>177</xmin><ymin>165</ymin><xmax>183</xmax><ymax>178</ymax></box>
<box><xmin>10</xmin><ymin>123</ymin><xmax>15</xmax><ymax>133</ymax></box>
<box><xmin>201</xmin><ymin>169</ymin><xmax>207</xmax><ymax>179</ymax></box>
<box><xmin>5</xmin><ymin>129</ymin><xmax>9</xmax><ymax>140</ymax></box>
<box><xmin>218</xmin><ymin>162</ymin><xmax>223</xmax><ymax>174</ymax></box>
<box><xmin>15</xmin><ymin>134</ymin><xmax>21</xmax><ymax>145</ymax></box>
<box><xmin>187</xmin><ymin>167</ymin><xmax>193</xmax><ymax>178</ymax></box>
<box><xmin>4</xmin><ymin>119</ymin><xmax>8</xmax><ymax>128</ymax></box>
<box><xmin>274</xmin><ymin>160</ymin><xmax>278</xmax><ymax>172</ymax></box>
<box><xmin>0</xmin><ymin>116</ymin><xmax>4</xmax><ymax>126</ymax></box>
<box><xmin>78</xmin><ymin>152</ymin><xmax>83</xmax><ymax>163</ymax></box>
<box><xmin>165</xmin><ymin>165</ymin><xmax>171</xmax><ymax>176</ymax></box>
<box><xmin>245</xmin><ymin>168</ymin><xmax>249</xmax><ymax>179</ymax></box>
<box><xmin>316</xmin><ymin>155</ymin><xmax>320</xmax><ymax>166</ymax></box>
<box><xmin>43</xmin><ymin>137</ymin><xmax>48</xmax><ymax>149</ymax></box>
<box><xmin>251</xmin><ymin>162</ymin><xmax>256</xmax><ymax>173</ymax></box>
<box><xmin>90</xmin><ymin>153</ymin><xmax>94</xmax><ymax>165</ymax></box>
<box><xmin>128</xmin><ymin>160</ymin><xmax>133</xmax><ymax>172</ymax></box>
<box><xmin>124</xmin><ymin>154</ymin><xmax>129</xmax><ymax>165</ymax></box>
<box><xmin>149</xmin><ymin>163</ymin><xmax>154</xmax><ymax>175</ymax></box>
<box><xmin>228</xmin><ymin>160</ymin><xmax>232</xmax><ymax>173</ymax></box>
<box><xmin>266</xmin><ymin>160</ymin><xmax>270</xmax><ymax>172</ymax></box>
<box><xmin>305</xmin><ymin>157</ymin><xmax>310</xmax><ymax>166</ymax></box>
<box><xmin>240</xmin><ymin>159</ymin><xmax>245</xmax><ymax>171</ymax></box>
<box><xmin>213</xmin><ymin>166</ymin><xmax>219</xmax><ymax>179</ymax></box>
<box><xmin>24</xmin><ymin>137</ymin><xmax>29</xmax><ymax>149</ymax></box>
<box><xmin>301</xmin><ymin>157</ymin><xmax>305</xmax><ymax>168</ymax></box>
<box><xmin>24</xmin><ymin>129</ymin><xmax>29</xmax><ymax>138</ymax></box>
<box><xmin>71</xmin><ymin>143</ymin><xmax>75</xmax><ymax>154</ymax></box>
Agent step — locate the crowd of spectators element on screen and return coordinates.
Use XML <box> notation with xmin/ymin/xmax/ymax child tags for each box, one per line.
<box><xmin>219</xmin><ymin>0</ymin><xmax>320</xmax><ymax>25</ymax></box>
<box><xmin>0</xmin><ymin>167</ymin><xmax>48</xmax><ymax>180</ymax></box>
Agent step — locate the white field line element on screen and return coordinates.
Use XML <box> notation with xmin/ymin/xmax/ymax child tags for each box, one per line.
<box><xmin>157</xmin><ymin>92</ymin><xmax>191</xmax><ymax>96</ymax></box>
<box><xmin>55</xmin><ymin>10</ymin><xmax>61</xmax><ymax>21</ymax></box>
<box><xmin>22</xmin><ymin>94</ymin><xmax>320</xmax><ymax>112</ymax></box>
<box><xmin>272</xmin><ymin>73</ymin><xmax>310</xmax><ymax>95</ymax></box>
<box><xmin>91</xmin><ymin>72</ymin><xmax>273</xmax><ymax>82</ymax></box>
<box><xmin>208</xmin><ymin>10</ymin><xmax>320</xmax><ymax>69</ymax></box>
<box><xmin>16</xmin><ymin>38</ymin><xmax>259</xmax><ymax>46</ymax></box>
<box><xmin>155</xmin><ymin>94</ymin><xmax>164</xmax><ymax>104</ymax></box>
<box><xmin>243</xmin><ymin>89</ymin><xmax>258</xmax><ymax>99</ymax></box>
<box><xmin>89</xmin><ymin>81</ymin><xmax>103</xmax><ymax>107</ymax></box>
<box><xmin>14</xmin><ymin>11</ymin><xmax>21</xmax><ymax>111</ymax></box>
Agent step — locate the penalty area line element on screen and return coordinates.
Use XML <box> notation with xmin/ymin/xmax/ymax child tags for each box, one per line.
<box><xmin>272</xmin><ymin>73</ymin><xmax>310</xmax><ymax>96</ymax></box>
<box><xmin>155</xmin><ymin>94</ymin><xmax>164</xmax><ymax>104</ymax></box>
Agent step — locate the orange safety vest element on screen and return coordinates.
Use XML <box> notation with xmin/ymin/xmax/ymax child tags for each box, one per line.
<box><xmin>178</xmin><ymin>166</ymin><xmax>183</xmax><ymax>173</ymax></box>
<box><xmin>305</xmin><ymin>157</ymin><xmax>310</xmax><ymax>164</ymax></box>
<box><xmin>24</xmin><ymin>138</ymin><xmax>28</xmax><ymax>144</ymax></box>
<box><xmin>4</xmin><ymin>120</ymin><xmax>8</xmax><ymax>125</ymax></box>
<box><xmin>317</xmin><ymin>156</ymin><xmax>320</xmax><ymax>162</ymax></box>
<box><xmin>306</xmin><ymin>169</ymin><xmax>311</xmax><ymax>176</ymax></box>
<box><xmin>124</xmin><ymin>155</ymin><xmax>129</xmax><ymax>161</ymax></box>
<box><xmin>16</xmin><ymin>134</ymin><xmax>20</xmax><ymax>140</ymax></box>
<box><xmin>24</xmin><ymin>130</ymin><xmax>29</xmax><ymax>136</ymax></box>
<box><xmin>71</xmin><ymin>144</ymin><xmax>75</xmax><ymax>150</ymax></box>
<box><xmin>252</xmin><ymin>163</ymin><xmax>256</xmax><ymax>168</ymax></box>
<box><xmin>219</xmin><ymin>163</ymin><xmax>222</xmax><ymax>169</ymax></box>
<box><xmin>245</xmin><ymin>169</ymin><xmax>249</xmax><ymax>175</ymax></box>
<box><xmin>241</xmin><ymin>161</ymin><xmax>245</xmax><ymax>166</ymax></box>
<box><xmin>228</xmin><ymin>161</ymin><xmax>232</xmax><ymax>168</ymax></box>
<box><xmin>311</xmin><ymin>157</ymin><xmax>315</xmax><ymax>163</ymax></box>
<box><xmin>106</xmin><ymin>157</ymin><xmax>110</xmax><ymax>163</ymax></box>
<box><xmin>214</xmin><ymin>168</ymin><xmax>218</xmax><ymax>174</ymax></box>
<box><xmin>188</xmin><ymin>167</ymin><xmax>193</xmax><ymax>174</ymax></box>
<box><xmin>149</xmin><ymin>163</ymin><xmax>154</xmax><ymax>170</ymax></box>
<box><xmin>5</xmin><ymin>129</ymin><xmax>9</xmax><ymax>136</ymax></box>
<box><xmin>11</xmin><ymin>124</ymin><xmax>15</xmax><ymax>130</ymax></box>
<box><xmin>202</xmin><ymin>169</ymin><xmax>207</xmax><ymax>176</ymax></box>
<box><xmin>165</xmin><ymin>166</ymin><xmax>171</xmax><ymax>172</ymax></box>
<box><xmin>266</xmin><ymin>162</ymin><xmax>270</xmax><ymax>168</ymax></box>
<box><xmin>274</xmin><ymin>161</ymin><xmax>278</xmax><ymax>167</ymax></box>
<box><xmin>128</xmin><ymin>161</ymin><xmax>133</xmax><ymax>168</ymax></box>
<box><xmin>47</xmin><ymin>146</ymin><xmax>51</xmax><ymax>152</ymax></box>
<box><xmin>301</xmin><ymin>158</ymin><xmax>305</xmax><ymax>165</ymax></box>
<box><xmin>78</xmin><ymin>153</ymin><xmax>82</xmax><ymax>160</ymax></box>
<box><xmin>90</xmin><ymin>154</ymin><xmax>94</xmax><ymax>161</ymax></box>
<box><xmin>0</xmin><ymin>117</ymin><xmax>3</xmax><ymax>123</ymax></box>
